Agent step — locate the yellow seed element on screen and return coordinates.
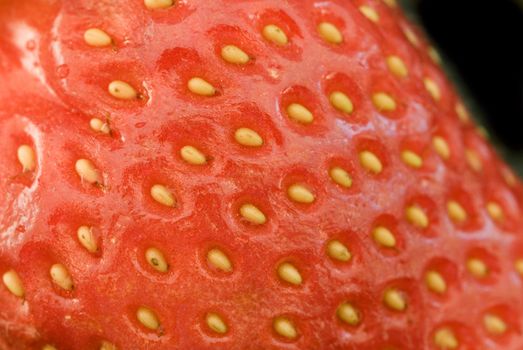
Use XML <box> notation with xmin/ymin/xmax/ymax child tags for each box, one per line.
<box><xmin>455</xmin><ymin>103</ymin><xmax>470</xmax><ymax>123</ymax></box>
<box><xmin>77</xmin><ymin>226</ymin><xmax>98</xmax><ymax>253</ymax></box>
<box><xmin>424</xmin><ymin>78</ymin><xmax>441</xmax><ymax>101</ymax></box>
<box><xmin>17</xmin><ymin>145</ymin><xmax>36</xmax><ymax>172</ymax></box>
<box><xmin>428</xmin><ymin>46</ymin><xmax>442</xmax><ymax>65</ymax></box>
<box><xmin>465</xmin><ymin>149</ymin><xmax>482</xmax><ymax>172</ymax></box>
<box><xmin>383</xmin><ymin>289</ymin><xmax>406</xmax><ymax>311</ymax></box>
<box><xmin>406</xmin><ymin>205</ymin><xmax>429</xmax><ymax>229</ymax></box>
<box><xmin>207</xmin><ymin>248</ymin><xmax>232</xmax><ymax>272</ymax></box>
<box><xmin>83</xmin><ymin>28</ymin><xmax>112</xmax><ymax>47</ymax></box>
<box><xmin>206</xmin><ymin>313</ymin><xmax>228</xmax><ymax>334</ymax></box>
<box><xmin>277</xmin><ymin>262</ymin><xmax>302</xmax><ymax>285</ymax></box>
<box><xmin>467</xmin><ymin>258</ymin><xmax>488</xmax><ymax>278</ymax></box>
<box><xmin>50</xmin><ymin>264</ymin><xmax>73</xmax><ymax>291</ymax></box>
<box><xmin>502</xmin><ymin>169</ymin><xmax>517</xmax><ymax>187</ymax></box>
<box><xmin>359</xmin><ymin>151</ymin><xmax>383</xmax><ymax>174</ymax></box>
<box><xmin>286</xmin><ymin>103</ymin><xmax>314</xmax><ymax>124</ymax></box>
<box><xmin>515</xmin><ymin>259</ymin><xmax>523</xmax><ymax>276</ymax></box>
<box><xmin>89</xmin><ymin>118</ymin><xmax>111</xmax><ymax>134</ymax></box>
<box><xmin>262</xmin><ymin>24</ymin><xmax>288</xmax><ymax>46</ymax></box>
<box><xmin>234</xmin><ymin>128</ymin><xmax>263</xmax><ymax>147</ymax></box>
<box><xmin>372</xmin><ymin>92</ymin><xmax>397</xmax><ymax>112</ymax></box>
<box><xmin>337</xmin><ymin>302</ymin><xmax>360</xmax><ymax>326</ymax></box>
<box><xmin>100</xmin><ymin>341</ymin><xmax>117</xmax><ymax>350</ymax></box>
<box><xmin>180</xmin><ymin>145</ymin><xmax>207</xmax><ymax>165</ymax></box>
<box><xmin>432</xmin><ymin>136</ymin><xmax>450</xmax><ymax>160</ymax></box>
<box><xmin>383</xmin><ymin>0</ymin><xmax>397</xmax><ymax>7</ymax></box>
<box><xmin>150</xmin><ymin>184</ymin><xmax>176</xmax><ymax>207</ymax></box>
<box><xmin>329</xmin><ymin>167</ymin><xmax>352</xmax><ymax>188</ymax></box>
<box><xmin>403</xmin><ymin>27</ymin><xmax>419</xmax><ymax>47</ymax></box>
<box><xmin>434</xmin><ymin>328</ymin><xmax>459</xmax><ymax>349</ymax></box>
<box><xmin>42</xmin><ymin>345</ymin><xmax>57</xmax><ymax>350</ymax></box>
<box><xmin>447</xmin><ymin>201</ymin><xmax>467</xmax><ymax>224</ymax></box>
<box><xmin>188</xmin><ymin>77</ymin><xmax>216</xmax><ymax>96</ymax></box>
<box><xmin>486</xmin><ymin>202</ymin><xmax>504</xmax><ymax>222</ymax></box>
<box><xmin>2</xmin><ymin>269</ymin><xmax>24</xmax><ymax>298</ymax></box>
<box><xmin>75</xmin><ymin>159</ymin><xmax>101</xmax><ymax>185</ymax></box>
<box><xmin>108</xmin><ymin>80</ymin><xmax>137</xmax><ymax>100</ymax></box>
<box><xmin>317</xmin><ymin>22</ymin><xmax>343</xmax><ymax>44</ymax></box>
<box><xmin>386</xmin><ymin>56</ymin><xmax>408</xmax><ymax>78</ymax></box>
<box><xmin>359</xmin><ymin>6</ymin><xmax>380</xmax><ymax>23</ymax></box>
<box><xmin>144</xmin><ymin>0</ymin><xmax>173</xmax><ymax>10</ymax></box>
<box><xmin>425</xmin><ymin>270</ymin><xmax>447</xmax><ymax>294</ymax></box>
<box><xmin>221</xmin><ymin>45</ymin><xmax>250</xmax><ymax>65</ymax></box>
<box><xmin>239</xmin><ymin>203</ymin><xmax>266</xmax><ymax>225</ymax></box>
<box><xmin>483</xmin><ymin>314</ymin><xmax>507</xmax><ymax>335</ymax></box>
<box><xmin>136</xmin><ymin>306</ymin><xmax>160</xmax><ymax>330</ymax></box>
<box><xmin>326</xmin><ymin>240</ymin><xmax>351</xmax><ymax>262</ymax></box>
<box><xmin>273</xmin><ymin>317</ymin><xmax>297</xmax><ymax>339</ymax></box>
<box><xmin>372</xmin><ymin>226</ymin><xmax>396</xmax><ymax>248</ymax></box>
<box><xmin>329</xmin><ymin>91</ymin><xmax>354</xmax><ymax>114</ymax></box>
<box><xmin>401</xmin><ymin>150</ymin><xmax>423</xmax><ymax>169</ymax></box>
<box><xmin>145</xmin><ymin>247</ymin><xmax>169</xmax><ymax>273</ymax></box>
<box><xmin>287</xmin><ymin>184</ymin><xmax>315</xmax><ymax>204</ymax></box>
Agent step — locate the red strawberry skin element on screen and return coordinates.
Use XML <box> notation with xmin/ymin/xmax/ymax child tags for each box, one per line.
<box><xmin>1</xmin><ymin>0</ymin><xmax>523</xmax><ymax>349</ymax></box>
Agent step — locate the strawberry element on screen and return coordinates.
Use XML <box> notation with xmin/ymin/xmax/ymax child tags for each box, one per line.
<box><xmin>1</xmin><ymin>0</ymin><xmax>523</xmax><ymax>349</ymax></box>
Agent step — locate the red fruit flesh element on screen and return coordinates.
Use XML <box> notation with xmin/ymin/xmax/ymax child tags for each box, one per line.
<box><xmin>1</xmin><ymin>0</ymin><xmax>523</xmax><ymax>349</ymax></box>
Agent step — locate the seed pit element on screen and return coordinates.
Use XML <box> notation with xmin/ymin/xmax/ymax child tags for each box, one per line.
<box><xmin>483</xmin><ymin>314</ymin><xmax>507</xmax><ymax>335</ymax></box>
<box><xmin>329</xmin><ymin>166</ymin><xmax>352</xmax><ymax>188</ymax></box>
<box><xmin>372</xmin><ymin>92</ymin><xmax>397</xmax><ymax>112</ymax></box>
<box><xmin>145</xmin><ymin>247</ymin><xmax>169</xmax><ymax>273</ymax></box>
<box><xmin>108</xmin><ymin>80</ymin><xmax>138</xmax><ymax>100</ymax></box>
<box><xmin>273</xmin><ymin>317</ymin><xmax>297</xmax><ymax>339</ymax></box>
<box><xmin>386</xmin><ymin>56</ymin><xmax>408</xmax><ymax>78</ymax></box>
<box><xmin>359</xmin><ymin>6</ymin><xmax>380</xmax><ymax>23</ymax></box>
<box><xmin>383</xmin><ymin>288</ymin><xmax>406</xmax><ymax>311</ymax></box>
<box><xmin>329</xmin><ymin>91</ymin><xmax>354</xmax><ymax>114</ymax></box>
<box><xmin>90</xmin><ymin>118</ymin><xmax>111</xmax><ymax>134</ymax></box>
<box><xmin>206</xmin><ymin>312</ymin><xmax>228</xmax><ymax>334</ymax></box>
<box><xmin>359</xmin><ymin>150</ymin><xmax>383</xmax><ymax>174</ymax></box>
<box><xmin>326</xmin><ymin>240</ymin><xmax>351</xmax><ymax>262</ymax></box>
<box><xmin>372</xmin><ymin>226</ymin><xmax>396</xmax><ymax>249</ymax></box>
<box><xmin>262</xmin><ymin>24</ymin><xmax>288</xmax><ymax>46</ymax></box>
<box><xmin>50</xmin><ymin>263</ymin><xmax>74</xmax><ymax>291</ymax></box>
<box><xmin>434</xmin><ymin>328</ymin><xmax>459</xmax><ymax>349</ymax></box>
<box><xmin>180</xmin><ymin>145</ymin><xmax>207</xmax><ymax>165</ymax></box>
<box><xmin>2</xmin><ymin>269</ymin><xmax>24</xmax><ymax>298</ymax></box>
<box><xmin>425</xmin><ymin>270</ymin><xmax>447</xmax><ymax>294</ymax></box>
<box><xmin>337</xmin><ymin>302</ymin><xmax>360</xmax><ymax>326</ymax></box>
<box><xmin>77</xmin><ymin>226</ymin><xmax>98</xmax><ymax>253</ymax></box>
<box><xmin>234</xmin><ymin>128</ymin><xmax>263</xmax><ymax>147</ymax></box>
<box><xmin>75</xmin><ymin>159</ymin><xmax>102</xmax><ymax>185</ymax></box>
<box><xmin>17</xmin><ymin>145</ymin><xmax>36</xmax><ymax>172</ymax></box>
<box><xmin>144</xmin><ymin>0</ymin><xmax>174</xmax><ymax>10</ymax></box>
<box><xmin>286</xmin><ymin>103</ymin><xmax>314</xmax><ymax>124</ymax></box>
<box><xmin>277</xmin><ymin>262</ymin><xmax>302</xmax><ymax>285</ymax></box>
<box><xmin>207</xmin><ymin>248</ymin><xmax>232</xmax><ymax>273</ymax></box>
<box><xmin>221</xmin><ymin>45</ymin><xmax>250</xmax><ymax>65</ymax></box>
<box><xmin>239</xmin><ymin>203</ymin><xmax>266</xmax><ymax>225</ymax></box>
<box><xmin>136</xmin><ymin>306</ymin><xmax>160</xmax><ymax>330</ymax></box>
<box><xmin>432</xmin><ymin>136</ymin><xmax>450</xmax><ymax>160</ymax></box>
<box><xmin>188</xmin><ymin>77</ymin><xmax>216</xmax><ymax>96</ymax></box>
<box><xmin>150</xmin><ymin>184</ymin><xmax>176</xmax><ymax>207</ymax></box>
<box><xmin>287</xmin><ymin>184</ymin><xmax>315</xmax><ymax>204</ymax></box>
<box><xmin>424</xmin><ymin>78</ymin><xmax>441</xmax><ymax>101</ymax></box>
<box><xmin>317</xmin><ymin>22</ymin><xmax>343</xmax><ymax>44</ymax></box>
<box><xmin>405</xmin><ymin>205</ymin><xmax>429</xmax><ymax>229</ymax></box>
<box><xmin>84</xmin><ymin>28</ymin><xmax>112</xmax><ymax>47</ymax></box>
<box><xmin>401</xmin><ymin>150</ymin><xmax>423</xmax><ymax>169</ymax></box>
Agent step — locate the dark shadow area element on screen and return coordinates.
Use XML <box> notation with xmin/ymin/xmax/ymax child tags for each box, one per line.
<box><xmin>417</xmin><ymin>0</ymin><xmax>523</xmax><ymax>150</ymax></box>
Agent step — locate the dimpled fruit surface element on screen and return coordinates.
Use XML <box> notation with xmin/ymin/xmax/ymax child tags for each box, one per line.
<box><xmin>1</xmin><ymin>0</ymin><xmax>523</xmax><ymax>349</ymax></box>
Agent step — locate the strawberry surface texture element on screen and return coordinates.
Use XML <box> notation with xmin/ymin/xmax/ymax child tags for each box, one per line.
<box><xmin>1</xmin><ymin>0</ymin><xmax>523</xmax><ymax>349</ymax></box>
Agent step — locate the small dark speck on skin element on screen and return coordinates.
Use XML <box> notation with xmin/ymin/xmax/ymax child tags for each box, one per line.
<box><xmin>151</xmin><ymin>258</ymin><xmax>159</xmax><ymax>266</ymax></box>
